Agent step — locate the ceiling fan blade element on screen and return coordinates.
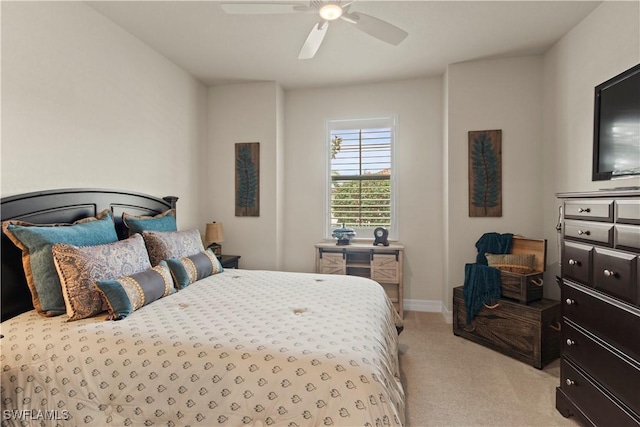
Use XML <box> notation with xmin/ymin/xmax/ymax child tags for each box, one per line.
<box><xmin>298</xmin><ymin>21</ymin><xmax>329</xmax><ymax>59</ymax></box>
<box><xmin>342</xmin><ymin>12</ymin><xmax>408</xmax><ymax>45</ymax></box>
<box><xmin>221</xmin><ymin>2</ymin><xmax>310</xmax><ymax>14</ymax></box>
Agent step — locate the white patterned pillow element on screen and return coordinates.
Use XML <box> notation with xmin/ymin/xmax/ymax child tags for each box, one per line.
<box><xmin>142</xmin><ymin>229</ymin><xmax>204</xmax><ymax>266</ymax></box>
<box><xmin>52</xmin><ymin>234</ymin><xmax>152</xmax><ymax>321</ymax></box>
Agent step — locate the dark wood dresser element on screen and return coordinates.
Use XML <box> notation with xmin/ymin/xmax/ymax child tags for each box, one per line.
<box><xmin>556</xmin><ymin>190</ymin><xmax>640</xmax><ymax>426</ymax></box>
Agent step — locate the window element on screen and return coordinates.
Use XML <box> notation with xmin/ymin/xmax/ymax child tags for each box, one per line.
<box><xmin>326</xmin><ymin>116</ymin><xmax>396</xmax><ymax>239</ymax></box>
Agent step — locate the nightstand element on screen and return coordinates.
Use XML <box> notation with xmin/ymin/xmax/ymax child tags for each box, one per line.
<box><xmin>218</xmin><ymin>255</ymin><xmax>241</xmax><ymax>269</ymax></box>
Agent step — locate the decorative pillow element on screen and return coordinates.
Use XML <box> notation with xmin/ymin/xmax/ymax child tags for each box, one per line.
<box><xmin>95</xmin><ymin>261</ymin><xmax>175</xmax><ymax>320</ymax></box>
<box><xmin>52</xmin><ymin>234</ymin><xmax>152</xmax><ymax>321</ymax></box>
<box><xmin>142</xmin><ymin>229</ymin><xmax>204</xmax><ymax>266</ymax></box>
<box><xmin>122</xmin><ymin>209</ymin><xmax>177</xmax><ymax>236</ymax></box>
<box><xmin>166</xmin><ymin>249</ymin><xmax>223</xmax><ymax>289</ymax></box>
<box><xmin>1</xmin><ymin>210</ymin><xmax>118</xmax><ymax>316</ymax></box>
<box><xmin>485</xmin><ymin>253</ymin><xmax>536</xmax><ymax>274</ymax></box>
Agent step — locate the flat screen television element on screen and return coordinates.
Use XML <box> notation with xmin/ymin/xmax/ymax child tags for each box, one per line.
<box><xmin>592</xmin><ymin>63</ymin><xmax>640</xmax><ymax>181</ymax></box>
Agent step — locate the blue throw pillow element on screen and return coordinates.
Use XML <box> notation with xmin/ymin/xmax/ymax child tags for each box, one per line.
<box><xmin>122</xmin><ymin>209</ymin><xmax>177</xmax><ymax>236</ymax></box>
<box><xmin>166</xmin><ymin>249</ymin><xmax>223</xmax><ymax>289</ymax></box>
<box><xmin>2</xmin><ymin>210</ymin><xmax>118</xmax><ymax>316</ymax></box>
<box><xmin>95</xmin><ymin>261</ymin><xmax>175</xmax><ymax>320</ymax></box>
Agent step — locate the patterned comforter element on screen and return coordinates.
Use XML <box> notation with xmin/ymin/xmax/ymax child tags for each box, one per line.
<box><xmin>1</xmin><ymin>269</ymin><xmax>404</xmax><ymax>426</ymax></box>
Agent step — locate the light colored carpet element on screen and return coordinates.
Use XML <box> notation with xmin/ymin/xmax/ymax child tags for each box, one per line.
<box><xmin>398</xmin><ymin>311</ymin><xmax>581</xmax><ymax>427</ymax></box>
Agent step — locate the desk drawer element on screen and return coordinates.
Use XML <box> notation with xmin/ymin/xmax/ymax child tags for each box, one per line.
<box><xmin>562</xmin><ymin>281</ymin><xmax>640</xmax><ymax>360</ymax></box>
<box><xmin>563</xmin><ymin>241</ymin><xmax>593</xmax><ymax>285</ymax></box>
<box><xmin>563</xmin><ymin>321</ymin><xmax>640</xmax><ymax>413</ymax></box>
<box><xmin>561</xmin><ymin>359</ymin><xmax>639</xmax><ymax>426</ymax></box>
<box><xmin>565</xmin><ymin>199</ymin><xmax>614</xmax><ymax>222</ymax></box>
<box><xmin>616</xmin><ymin>199</ymin><xmax>640</xmax><ymax>225</ymax></box>
<box><xmin>371</xmin><ymin>254</ymin><xmax>399</xmax><ymax>282</ymax></box>
<box><xmin>616</xmin><ymin>224</ymin><xmax>640</xmax><ymax>252</ymax></box>
<box><xmin>593</xmin><ymin>247</ymin><xmax>638</xmax><ymax>305</ymax></box>
<box><xmin>317</xmin><ymin>252</ymin><xmax>345</xmax><ymax>274</ymax></box>
<box><xmin>565</xmin><ymin>220</ymin><xmax>613</xmax><ymax>246</ymax></box>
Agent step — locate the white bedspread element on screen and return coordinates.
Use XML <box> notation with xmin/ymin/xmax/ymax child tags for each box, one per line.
<box><xmin>1</xmin><ymin>269</ymin><xmax>404</xmax><ymax>426</ymax></box>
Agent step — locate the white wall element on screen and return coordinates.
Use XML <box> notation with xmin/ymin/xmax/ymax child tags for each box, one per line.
<box><xmin>205</xmin><ymin>82</ymin><xmax>285</xmax><ymax>270</ymax></box>
<box><xmin>444</xmin><ymin>56</ymin><xmax>545</xmax><ymax>310</ymax></box>
<box><xmin>1</xmin><ymin>2</ymin><xmax>208</xmax><ymax>231</ymax></box>
<box><xmin>541</xmin><ymin>1</ymin><xmax>640</xmax><ymax>300</ymax></box>
<box><xmin>284</xmin><ymin>78</ymin><xmax>445</xmax><ymax>306</ymax></box>
<box><xmin>4</xmin><ymin>1</ymin><xmax>637</xmax><ymax>314</ymax></box>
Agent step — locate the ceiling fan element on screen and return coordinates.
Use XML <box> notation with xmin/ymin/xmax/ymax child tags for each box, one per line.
<box><xmin>220</xmin><ymin>1</ymin><xmax>409</xmax><ymax>59</ymax></box>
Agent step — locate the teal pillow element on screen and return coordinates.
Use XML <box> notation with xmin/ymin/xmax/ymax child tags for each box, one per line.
<box><xmin>122</xmin><ymin>209</ymin><xmax>177</xmax><ymax>236</ymax></box>
<box><xmin>95</xmin><ymin>261</ymin><xmax>175</xmax><ymax>320</ymax></box>
<box><xmin>166</xmin><ymin>249</ymin><xmax>223</xmax><ymax>289</ymax></box>
<box><xmin>2</xmin><ymin>210</ymin><xmax>118</xmax><ymax>316</ymax></box>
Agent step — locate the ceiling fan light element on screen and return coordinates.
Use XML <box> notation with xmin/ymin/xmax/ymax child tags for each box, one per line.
<box><xmin>319</xmin><ymin>4</ymin><xmax>343</xmax><ymax>21</ymax></box>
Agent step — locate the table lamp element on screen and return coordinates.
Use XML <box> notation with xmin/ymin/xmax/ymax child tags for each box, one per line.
<box><xmin>205</xmin><ymin>222</ymin><xmax>224</xmax><ymax>256</ymax></box>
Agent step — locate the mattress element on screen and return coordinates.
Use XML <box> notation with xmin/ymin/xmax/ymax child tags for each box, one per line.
<box><xmin>1</xmin><ymin>269</ymin><xmax>404</xmax><ymax>426</ymax></box>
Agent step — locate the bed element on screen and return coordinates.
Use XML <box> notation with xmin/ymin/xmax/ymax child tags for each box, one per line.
<box><xmin>0</xmin><ymin>188</ymin><xmax>405</xmax><ymax>426</ymax></box>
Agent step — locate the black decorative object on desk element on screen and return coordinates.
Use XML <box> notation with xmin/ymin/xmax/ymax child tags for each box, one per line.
<box><xmin>373</xmin><ymin>227</ymin><xmax>389</xmax><ymax>246</ymax></box>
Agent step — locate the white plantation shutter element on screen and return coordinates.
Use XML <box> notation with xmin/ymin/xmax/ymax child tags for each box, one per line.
<box><xmin>327</xmin><ymin>116</ymin><xmax>396</xmax><ymax>238</ymax></box>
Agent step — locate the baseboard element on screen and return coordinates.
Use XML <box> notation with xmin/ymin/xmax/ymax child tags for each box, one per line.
<box><xmin>403</xmin><ymin>299</ymin><xmax>453</xmax><ymax>324</ymax></box>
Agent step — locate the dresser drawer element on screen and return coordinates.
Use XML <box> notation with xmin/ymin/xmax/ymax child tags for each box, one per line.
<box><xmin>616</xmin><ymin>199</ymin><xmax>640</xmax><ymax>225</ymax></box>
<box><xmin>562</xmin><ymin>281</ymin><xmax>640</xmax><ymax>360</ymax></box>
<box><xmin>563</xmin><ymin>241</ymin><xmax>593</xmax><ymax>285</ymax></box>
<box><xmin>593</xmin><ymin>248</ymin><xmax>639</xmax><ymax>304</ymax></box>
<box><xmin>560</xmin><ymin>358</ymin><xmax>640</xmax><ymax>426</ymax></box>
<box><xmin>616</xmin><ymin>224</ymin><xmax>640</xmax><ymax>252</ymax></box>
<box><xmin>565</xmin><ymin>219</ymin><xmax>614</xmax><ymax>246</ymax></box>
<box><xmin>565</xmin><ymin>199</ymin><xmax>614</xmax><ymax>222</ymax></box>
<box><xmin>563</xmin><ymin>320</ymin><xmax>640</xmax><ymax>413</ymax></box>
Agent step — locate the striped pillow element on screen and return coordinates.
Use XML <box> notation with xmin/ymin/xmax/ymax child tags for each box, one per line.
<box><xmin>95</xmin><ymin>261</ymin><xmax>176</xmax><ymax>320</ymax></box>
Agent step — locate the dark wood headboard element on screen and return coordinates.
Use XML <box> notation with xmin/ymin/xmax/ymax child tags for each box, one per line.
<box><xmin>1</xmin><ymin>188</ymin><xmax>178</xmax><ymax>322</ymax></box>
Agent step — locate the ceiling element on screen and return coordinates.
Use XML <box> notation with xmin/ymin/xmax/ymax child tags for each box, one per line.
<box><xmin>86</xmin><ymin>1</ymin><xmax>601</xmax><ymax>89</ymax></box>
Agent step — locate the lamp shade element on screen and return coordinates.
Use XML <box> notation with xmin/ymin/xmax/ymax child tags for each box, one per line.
<box><xmin>205</xmin><ymin>222</ymin><xmax>224</xmax><ymax>243</ymax></box>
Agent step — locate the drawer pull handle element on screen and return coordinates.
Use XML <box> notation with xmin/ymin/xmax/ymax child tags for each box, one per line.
<box><xmin>549</xmin><ymin>322</ymin><xmax>561</xmax><ymax>332</ymax></box>
<box><xmin>530</xmin><ymin>278</ymin><xmax>544</xmax><ymax>287</ymax></box>
<box><xmin>603</xmin><ymin>269</ymin><xmax>617</xmax><ymax>278</ymax></box>
<box><xmin>566</xmin><ymin>379</ymin><xmax>575</xmax><ymax>386</ymax></box>
<box><xmin>566</xmin><ymin>298</ymin><xmax>575</xmax><ymax>306</ymax></box>
<box><xmin>577</xmin><ymin>229</ymin><xmax>590</xmax><ymax>236</ymax></box>
<box><xmin>568</xmin><ymin>259</ymin><xmax>580</xmax><ymax>266</ymax></box>
<box><xmin>577</xmin><ymin>208</ymin><xmax>590</xmax><ymax>213</ymax></box>
<box><xmin>483</xmin><ymin>302</ymin><xmax>500</xmax><ymax>310</ymax></box>
<box><xmin>566</xmin><ymin>339</ymin><xmax>575</xmax><ymax>346</ymax></box>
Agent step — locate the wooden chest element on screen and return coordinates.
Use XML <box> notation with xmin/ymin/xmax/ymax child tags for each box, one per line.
<box><xmin>453</xmin><ymin>286</ymin><xmax>561</xmax><ymax>369</ymax></box>
<box><xmin>498</xmin><ymin>236</ymin><xmax>547</xmax><ymax>304</ymax></box>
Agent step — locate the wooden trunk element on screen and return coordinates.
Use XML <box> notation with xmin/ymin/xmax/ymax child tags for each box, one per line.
<box><xmin>499</xmin><ymin>236</ymin><xmax>547</xmax><ymax>304</ymax></box>
<box><xmin>453</xmin><ymin>286</ymin><xmax>561</xmax><ymax>369</ymax></box>
<box><xmin>500</xmin><ymin>270</ymin><xmax>544</xmax><ymax>304</ymax></box>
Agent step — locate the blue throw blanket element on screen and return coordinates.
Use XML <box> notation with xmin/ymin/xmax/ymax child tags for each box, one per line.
<box><xmin>463</xmin><ymin>232</ymin><xmax>513</xmax><ymax>324</ymax></box>
<box><xmin>475</xmin><ymin>232</ymin><xmax>514</xmax><ymax>265</ymax></box>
